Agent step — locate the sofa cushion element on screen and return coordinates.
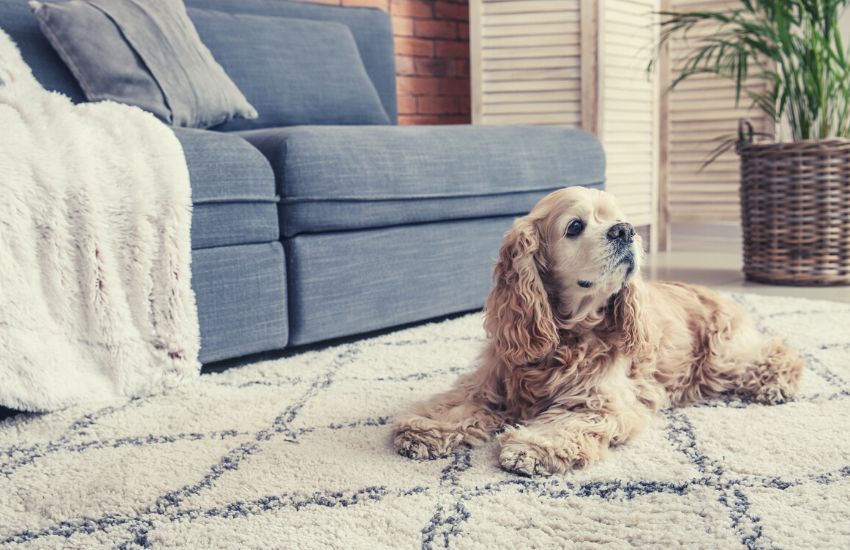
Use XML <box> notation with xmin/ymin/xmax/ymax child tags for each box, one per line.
<box><xmin>30</xmin><ymin>0</ymin><xmax>171</xmax><ymax>123</ymax></box>
<box><xmin>31</xmin><ymin>0</ymin><xmax>257</xmax><ymax>128</ymax></box>
<box><xmin>239</xmin><ymin>125</ymin><xmax>606</xmax><ymax>237</ymax></box>
<box><xmin>185</xmin><ymin>0</ymin><xmax>397</xmax><ymax>124</ymax></box>
<box><xmin>187</xmin><ymin>7</ymin><xmax>389</xmax><ymax>130</ymax></box>
<box><xmin>1</xmin><ymin>0</ymin><xmax>397</xmax><ymax>123</ymax></box>
<box><xmin>172</xmin><ymin>128</ymin><xmax>279</xmax><ymax>249</ymax></box>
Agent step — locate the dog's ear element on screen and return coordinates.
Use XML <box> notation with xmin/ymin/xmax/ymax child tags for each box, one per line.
<box><xmin>484</xmin><ymin>217</ymin><xmax>558</xmax><ymax>365</ymax></box>
<box><xmin>609</xmin><ymin>278</ymin><xmax>652</xmax><ymax>358</ymax></box>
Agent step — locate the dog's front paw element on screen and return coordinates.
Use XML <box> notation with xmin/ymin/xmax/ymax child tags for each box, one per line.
<box><xmin>393</xmin><ymin>427</ymin><xmax>462</xmax><ymax>460</ymax></box>
<box><xmin>498</xmin><ymin>428</ymin><xmax>600</xmax><ymax>476</ymax></box>
<box><xmin>748</xmin><ymin>386</ymin><xmax>789</xmax><ymax>405</ymax></box>
<box><xmin>499</xmin><ymin>443</ymin><xmax>551</xmax><ymax>477</ymax></box>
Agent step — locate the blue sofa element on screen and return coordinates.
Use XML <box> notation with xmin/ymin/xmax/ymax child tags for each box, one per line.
<box><xmin>1</xmin><ymin>0</ymin><xmax>605</xmax><ymax>364</ymax></box>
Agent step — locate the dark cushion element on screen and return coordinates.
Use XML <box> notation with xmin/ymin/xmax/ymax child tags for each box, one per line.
<box><xmin>172</xmin><ymin>128</ymin><xmax>278</xmax><ymax>249</ymax></box>
<box><xmin>239</xmin><ymin>125</ymin><xmax>606</xmax><ymax>236</ymax></box>
<box><xmin>187</xmin><ymin>8</ymin><xmax>389</xmax><ymax>130</ymax></box>
<box><xmin>30</xmin><ymin>0</ymin><xmax>257</xmax><ymax>128</ymax></box>
<box><xmin>29</xmin><ymin>0</ymin><xmax>169</xmax><ymax>122</ymax></box>
<box><xmin>185</xmin><ymin>0</ymin><xmax>397</xmax><ymax>124</ymax></box>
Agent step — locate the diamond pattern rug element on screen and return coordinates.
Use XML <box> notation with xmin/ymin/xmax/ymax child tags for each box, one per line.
<box><xmin>1</xmin><ymin>292</ymin><xmax>849</xmax><ymax>549</ymax></box>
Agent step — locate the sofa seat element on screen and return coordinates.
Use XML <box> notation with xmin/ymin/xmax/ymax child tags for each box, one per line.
<box><xmin>239</xmin><ymin>125</ymin><xmax>605</xmax><ymax>237</ymax></box>
<box><xmin>174</xmin><ymin>129</ymin><xmax>279</xmax><ymax>249</ymax></box>
<box><xmin>285</xmin><ymin>216</ymin><xmax>515</xmax><ymax>346</ymax></box>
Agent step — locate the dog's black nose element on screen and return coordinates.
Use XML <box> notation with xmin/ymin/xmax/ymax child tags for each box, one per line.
<box><xmin>607</xmin><ymin>222</ymin><xmax>635</xmax><ymax>243</ymax></box>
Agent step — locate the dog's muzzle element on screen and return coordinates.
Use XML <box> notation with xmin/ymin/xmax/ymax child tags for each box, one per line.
<box><xmin>619</xmin><ymin>249</ymin><xmax>636</xmax><ymax>277</ymax></box>
<box><xmin>606</xmin><ymin>222</ymin><xmax>637</xmax><ymax>277</ymax></box>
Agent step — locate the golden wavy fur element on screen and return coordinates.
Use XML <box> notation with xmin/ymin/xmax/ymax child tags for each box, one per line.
<box><xmin>393</xmin><ymin>187</ymin><xmax>804</xmax><ymax>476</ymax></box>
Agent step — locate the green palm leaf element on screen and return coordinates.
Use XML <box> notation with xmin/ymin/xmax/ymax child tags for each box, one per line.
<box><xmin>650</xmin><ymin>0</ymin><xmax>850</xmax><ymax>161</ymax></box>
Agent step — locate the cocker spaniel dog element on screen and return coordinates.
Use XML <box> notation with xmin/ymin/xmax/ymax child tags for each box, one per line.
<box><xmin>393</xmin><ymin>186</ymin><xmax>804</xmax><ymax>476</ymax></box>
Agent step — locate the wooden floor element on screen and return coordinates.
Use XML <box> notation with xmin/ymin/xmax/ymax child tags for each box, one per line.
<box><xmin>647</xmin><ymin>223</ymin><xmax>850</xmax><ymax>303</ymax></box>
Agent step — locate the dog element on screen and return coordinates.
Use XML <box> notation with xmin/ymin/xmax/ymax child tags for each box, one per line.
<box><xmin>392</xmin><ymin>186</ymin><xmax>804</xmax><ymax>476</ymax></box>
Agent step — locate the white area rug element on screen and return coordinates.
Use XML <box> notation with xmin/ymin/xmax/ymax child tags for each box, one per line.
<box><xmin>1</xmin><ymin>292</ymin><xmax>849</xmax><ymax>549</ymax></box>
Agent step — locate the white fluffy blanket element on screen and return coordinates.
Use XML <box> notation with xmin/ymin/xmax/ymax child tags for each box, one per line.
<box><xmin>0</xmin><ymin>30</ymin><xmax>200</xmax><ymax>412</ymax></box>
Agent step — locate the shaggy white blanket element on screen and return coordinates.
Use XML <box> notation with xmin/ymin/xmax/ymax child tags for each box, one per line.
<box><xmin>0</xmin><ymin>293</ymin><xmax>847</xmax><ymax>548</ymax></box>
<box><xmin>0</xmin><ymin>30</ymin><xmax>200</xmax><ymax>412</ymax></box>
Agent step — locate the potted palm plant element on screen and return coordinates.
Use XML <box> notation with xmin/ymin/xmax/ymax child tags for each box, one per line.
<box><xmin>652</xmin><ymin>0</ymin><xmax>850</xmax><ymax>285</ymax></box>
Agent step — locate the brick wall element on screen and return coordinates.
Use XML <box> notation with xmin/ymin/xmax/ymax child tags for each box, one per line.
<box><xmin>303</xmin><ymin>0</ymin><xmax>471</xmax><ymax>125</ymax></box>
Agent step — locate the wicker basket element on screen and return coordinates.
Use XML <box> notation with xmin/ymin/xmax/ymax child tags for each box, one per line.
<box><xmin>736</xmin><ymin>121</ymin><xmax>850</xmax><ymax>286</ymax></box>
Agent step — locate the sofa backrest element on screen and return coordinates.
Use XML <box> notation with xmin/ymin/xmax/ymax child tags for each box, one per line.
<box><xmin>184</xmin><ymin>0</ymin><xmax>398</xmax><ymax>125</ymax></box>
<box><xmin>1</xmin><ymin>0</ymin><xmax>85</xmax><ymax>102</ymax></box>
<box><xmin>0</xmin><ymin>0</ymin><xmax>398</xmax><ymax>124</ymax></box>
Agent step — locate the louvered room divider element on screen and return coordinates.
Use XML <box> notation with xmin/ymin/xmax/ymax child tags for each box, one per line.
<box><xmin>666</xmin><ymin>0</ymin><xmax>770</xmax><ymax>225</ymax></box>
<box><xmin>471</xmin><ymin>0</ymin><xmax>661</xmax><ymax>250</ymax></box>
<box><xmin>471</xmin><ymin>0</ymin><xmax>764</xmax><ymax>251</ymax></box>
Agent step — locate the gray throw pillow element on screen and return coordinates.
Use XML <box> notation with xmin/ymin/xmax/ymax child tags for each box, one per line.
<box><xmin>30</xmin><ymin>0</ymin><xmax>257</xmax><ymax>128</ymax></box>
<box><xmin>186</xmin><ymin>8</ymin><xmax>390</xmax><ymax>131</ymax></box>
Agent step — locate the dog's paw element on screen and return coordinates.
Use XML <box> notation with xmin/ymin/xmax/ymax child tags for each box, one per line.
<box><xmin>393</xmin><ymin>428</ymin><xmax>459</xmax><ymax>460</ymax></box>
<box><xmin>499</xmin><ymin>444</ymin><xmax>551</xmax><ymax>477</ymax></box>
<box><xmin>498</xmin><ymin>428</ymin><xmax>599</xmax><ymax>476</ymax></box>
<box><xmin>750</xmin><ymin>384</ymin><xmax>794</xmax><ymax>405</ymax></box>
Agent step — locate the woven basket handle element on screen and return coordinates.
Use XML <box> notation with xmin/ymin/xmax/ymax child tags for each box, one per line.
<box><xmin>738</xmin><ymin>119</ymin><xmax>754</xmax><ymax>145</ymax></box>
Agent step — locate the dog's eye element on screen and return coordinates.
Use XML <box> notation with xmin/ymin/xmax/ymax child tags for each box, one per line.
<box><xmin>565</xmin><ymin>219</ymin><xmax>584</xmax><ymax>237</ymax></box>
